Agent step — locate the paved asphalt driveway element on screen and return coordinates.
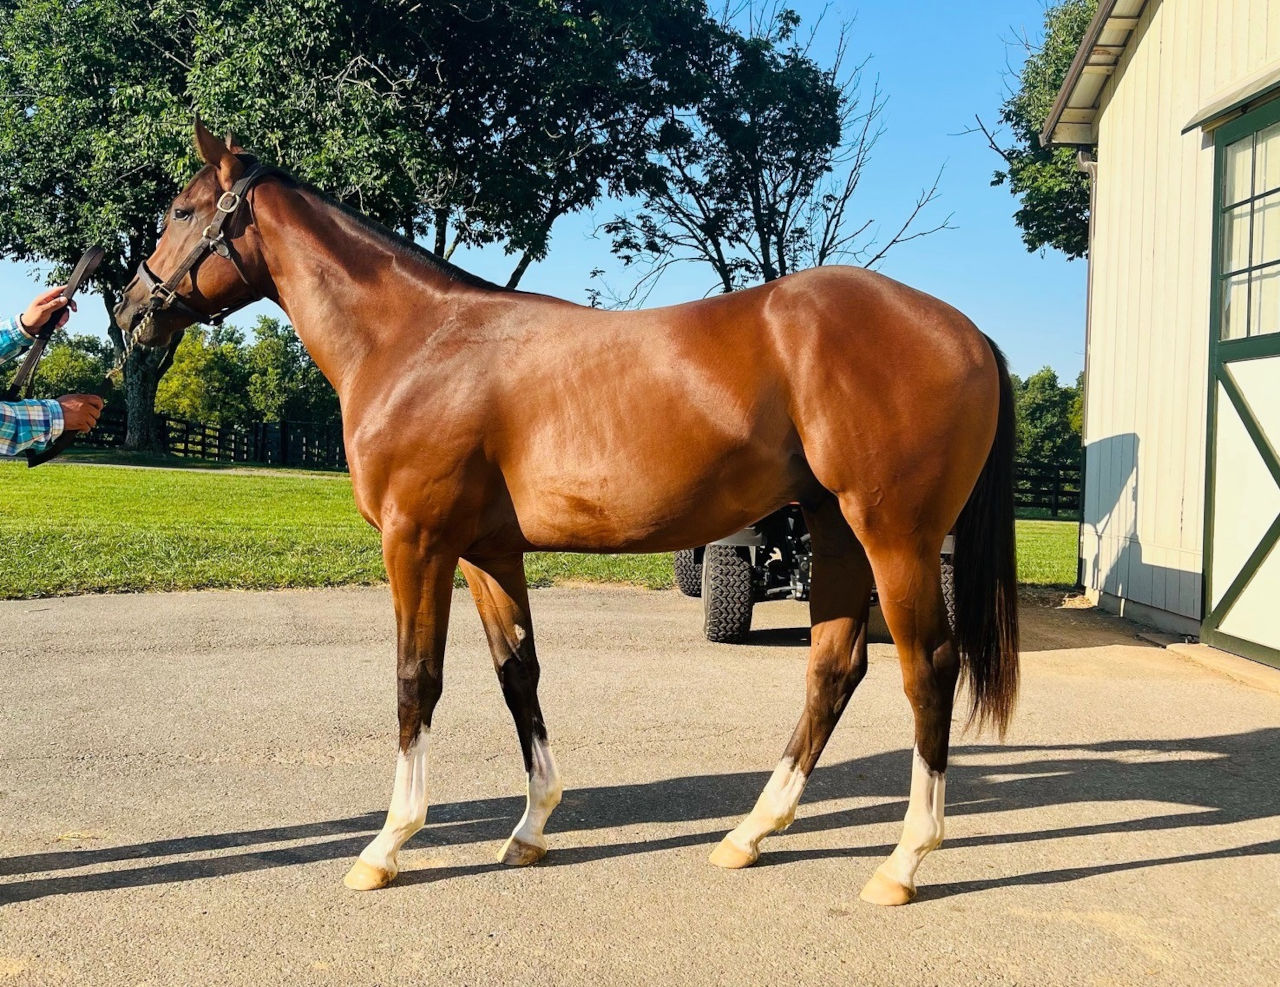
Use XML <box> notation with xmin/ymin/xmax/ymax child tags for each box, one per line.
<box><xmin>1</xmin><ymin>585</ymin><xmax>1277</xmax><ymax>986</ymax></box>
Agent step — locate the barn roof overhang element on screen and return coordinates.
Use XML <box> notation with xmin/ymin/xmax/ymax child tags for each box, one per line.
<box><xmin>1041</xmin><ymin>0</ymin><xmax>1151</xmax><ymax>148</ymax></box>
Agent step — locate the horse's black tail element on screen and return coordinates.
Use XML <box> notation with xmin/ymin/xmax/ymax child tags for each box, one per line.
<box><xmin>952</xmin><ymin>337</ymin><xmax>1020</xmax><ymax>736</ymax></box>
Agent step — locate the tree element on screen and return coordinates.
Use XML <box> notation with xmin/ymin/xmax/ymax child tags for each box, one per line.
<box><xmin>186</xmin><ymin>0</ymin><xmax>716</xmax><ymax>286</ymax></box>
<box><xmin>155</xmin><ymin>325</ymin><xmax>251</xmax><ymax>427</ymax></box>
<box><xmin>1069</xmin><ymin>369</ymin><xmax>1084</xmax><ymax>437</ymax></box>
<box><xmin>603</xmin><ymin>5</ymin><xmax>950</xmax><ymax>298</ymax></box>
<box><xmin>30</xmin><ymin>335</ymin><xmax>119</xmax><ymax>402</ymax></box>
<box><xmin>153</xmin><ymin>316</ymin><xmax>338</xmax><ymax>428</ymax></box>
<box><xmin>0</xmin><ymin>333</ymin><xmax>118</xmax><ymax>401</ymax></box>
<box><xmin>975</xmin><ymin>0</ymin><xmax>1096</xmax><ymax>259</ymax></box>
<box><xmin>1014</xmin><ymin>366</ymin><xmax>1080</xmax><ymax>467</ymax></box>
<box><xmin>245</xmin><ymin>317</ymin><xmax>339</xmax><ymax>424</ymax></box>
<box><xmin>0</xmin><ymin>0</ymin><xmax>200</xmax><ymax>449</ymax></box>
<box><xmin>416</xmin><ymin>0</ymin><xmax>716</xmax><ymax>288</ymax></box>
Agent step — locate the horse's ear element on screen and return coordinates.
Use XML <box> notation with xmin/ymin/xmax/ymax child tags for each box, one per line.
<box><xmin>224</xmin><ymin>131</ymin><xmax>244</xmax><ymax>155</ymax></box>
<box><xmin>193</xmin><ymin>114</ymin><xmax>244</xmax><ymax>190</ymax></box>
<box><xmin>194</xmin><ymin>115</ymin><xmax>223</xmax><ymax>167</ymax></box>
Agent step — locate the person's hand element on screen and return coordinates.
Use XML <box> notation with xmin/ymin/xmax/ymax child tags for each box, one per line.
<box><xmin>57</xmin><ymin>394</ymin><xmax>103</xmax><ymax>432</ymax></box>
<box><xmin>21</xmin><ymin>285</ymin><xmax>77</xmax><ymax>334</ymax></box>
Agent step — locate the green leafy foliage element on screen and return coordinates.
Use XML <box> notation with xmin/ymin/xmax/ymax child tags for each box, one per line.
<box><xmin>1012</xmin><ymin>366</ymin><xmax>1081</xmax><ymax>468</ymax></box>
<box><xmin>1069</xmin><ymin>370</ymin><xmax>1084</xmax><ymax>435</ymax></box>
<box><xmin>155</xmin><ymin>324</ymin><xmax>251</xmax><ymax>426</ymax></box>
<box><xmin>183</xmin><ymin>0</ymin><xmax>715</xmax><ymax>283</ymax></box>
<box><xmin>0</xmin><ymin>0</ymin><xmax>193</xmax><ymax>294</ymax></box>
<box><xmin>244</xmin><ymin>317</ymin><xmax>339</xmax><ymax>424</ymax></box>
<box><xmin>1</xmin><ymin>333</ymin><xmax>119</xmax><ymax>401</ymax></box>
<box><xmin>155</xmin><ymin>316</ymin><xmax>338</xmax><ymax>427</ymax></box>
<box><xmin>30</xmin><ymin>334</ymin><xmax>118</xmax><ymax>400</ymax></box>
<box><xmin>986</xmin><ymin>0</ymin><xmax>1096</xmax><ymax>259</ymax></box>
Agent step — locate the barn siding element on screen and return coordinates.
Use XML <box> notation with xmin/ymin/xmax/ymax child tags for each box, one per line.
<box><xmin>1082</xmin><ymin>0</ymin><xmax>1280</xmax><ymax>626</ymax></box>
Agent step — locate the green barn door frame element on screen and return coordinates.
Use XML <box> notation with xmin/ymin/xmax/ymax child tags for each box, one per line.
<box><xmin>1203</xmin><ymin>97</ymin><xmax>1280</xmax><ymax>669</ymax></box>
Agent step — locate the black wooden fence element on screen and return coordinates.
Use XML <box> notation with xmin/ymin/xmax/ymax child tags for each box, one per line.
<box><xmin>1013</xmin><ymin>460</ymin><xmax>1080</xmax><ymax>518</ymax></box>
<box><xmin>74</xmin><ymin>409</ymin><xmax>1082</xmax><ymax>516</ymax></box>
<box><xmin>77</xmin><ymin>408</ymin><xmax>347</xmax><ymax>471</ymax></box>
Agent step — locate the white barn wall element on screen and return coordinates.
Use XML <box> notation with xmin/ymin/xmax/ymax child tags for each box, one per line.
<box><xmin>1081</xmin><ymin>0</ymin><xmax>1280</xmax><ymax>629</ymax></box>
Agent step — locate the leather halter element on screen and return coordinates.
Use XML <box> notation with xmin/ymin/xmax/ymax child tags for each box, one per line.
<box><xmin>130</xmin><ymin>161</ymin><xmax>268</xmax><ymax>327</ymax></box>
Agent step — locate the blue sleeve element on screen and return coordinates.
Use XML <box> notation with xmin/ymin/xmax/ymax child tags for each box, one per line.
<box><xmin>0</xmin><ymin>313</ymin><xmax>33</xmax><ymax>365</ymax></box>
<box><xmin>0</xmin><ymin>398</ymin><xmax>64</xmax><ymax>456</ymax></box>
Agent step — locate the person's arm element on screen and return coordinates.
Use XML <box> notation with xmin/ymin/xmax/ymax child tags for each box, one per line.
<box><xmin>0</xmin><ymin>397</ymin><xmax>64</xmax><ymax>456</ymax></box>
<box><xmin>0</xmin><ymin>287</ymin><xmax>73</xmax><ymax>366</ymax></box>
<box><xmin>0</xmin><ymin>312</ymin><xmax>34</xmax><ymax>364</ymax></box>
<box><xmin>1</xmin><ymin>287</ymin><xmax>98</xmax><ymax>455</ymax></box>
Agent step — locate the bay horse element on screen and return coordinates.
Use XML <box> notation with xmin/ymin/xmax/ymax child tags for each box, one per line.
<box><xmin>114</xmin><ymin>122</ymin><xmax>1018</xmax><ymax>906</ymax></box>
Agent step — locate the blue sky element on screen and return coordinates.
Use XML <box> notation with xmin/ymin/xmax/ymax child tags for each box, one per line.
<box><xmin>0</xmin><ymin>0</ymin><xmax>1086</xmax><ymax>382</ymax></box>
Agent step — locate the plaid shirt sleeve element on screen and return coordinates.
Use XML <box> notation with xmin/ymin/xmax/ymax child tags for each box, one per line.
<box><xmin>1</xmin><ymin>312</ymin><xmax>65</xmax><ymax>456</ymax></box>
<box><xmin>0</xmin><ymin>311</ymin><xmax>33</xmax><ymax>362</ymax></box>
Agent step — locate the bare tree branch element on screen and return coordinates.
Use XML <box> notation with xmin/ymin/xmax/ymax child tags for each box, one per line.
<box><xmin>962</xmin><ymin>114</ymin><xmax>1016</xmax><ymax>168</ymax></box>
<box><xmin>857</xmin><ymin>166</ymin><xmax>955</xmax><ymax>269</ymax></box>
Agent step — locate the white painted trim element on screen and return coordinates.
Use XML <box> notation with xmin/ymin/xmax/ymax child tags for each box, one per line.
<box><xmin>1184</xmin><ymin>59</ymin><xmax>1280</xmax><ymax>134</ymax></box>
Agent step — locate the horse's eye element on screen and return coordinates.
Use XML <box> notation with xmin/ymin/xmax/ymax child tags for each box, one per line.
<box><xmin>173</xmin><ymin>207</ymin><xmax>193</xmax><ymax>221</ymax></box>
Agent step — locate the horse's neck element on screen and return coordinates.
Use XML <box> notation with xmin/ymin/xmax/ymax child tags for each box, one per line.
<box><xmin>252</xmin><ymin>182</ymin><xmax>468</xmax><ymax>399</ymax></box>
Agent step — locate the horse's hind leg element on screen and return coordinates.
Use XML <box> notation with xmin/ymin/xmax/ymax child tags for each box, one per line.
<box><xmin>461</xmin><ymin>554</ymin><xmax>563</xmax><ymax>866</ymax></box>
<box><xmin>345</xmin><ymin>532</ymin><xmax>457</xmax><ymax>891</ymax></box>
<box><xmin>858</xmin><ymin>539</ymin><xmax>957</xmax><ymax>906</ymax></box>
<box><xmin>710</xmin><ymin>498</ymin><xmax>873</xmax><ymax>869</ymax></box>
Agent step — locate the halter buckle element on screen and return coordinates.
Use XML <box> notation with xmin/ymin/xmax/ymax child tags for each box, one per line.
<box><xmin>150</xmin><ymin>282</ymin><xmax>179</xmax><ymax>309</ymax></box>
<box><xmin>216</xmin><ymin>191</ymin><xmax>241</xmax><ymax>213</ymax></box>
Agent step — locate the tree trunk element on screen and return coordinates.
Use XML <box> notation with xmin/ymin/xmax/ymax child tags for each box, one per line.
<box><xmin>121</xmin><ymin>345</ymin><xmax>171</xmax><ymax>451</ymax></box>
<box><xmin>101</xmin><ymin>290</ymin><xmax>177</xmax><ymax>452</ymax></box>
<box><xmin>507</xmin><ymin>206</ymin><xmax>565</xmax><ymax>289</ymax></box>
<box><xmin>506</xmin><ymin>250</ymin><xmax>535</xmax><ymax>289</ymax></box>
<box><xmin>433</xmin><ymin>208</ymin><xmax>448</xmax><ymax>256</ymax></box>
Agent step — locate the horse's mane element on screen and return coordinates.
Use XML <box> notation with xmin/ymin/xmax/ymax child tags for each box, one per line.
<box><xmin>246</xmin><ymin>158</ymin><xmax>511</xmax><ymax>294</ymax></box>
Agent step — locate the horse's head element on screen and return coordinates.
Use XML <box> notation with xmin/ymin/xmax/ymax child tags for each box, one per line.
<box><xmin>115</xmin><ymin>119</ymin><xmax>268</xmax><ymax>350</ymax></box>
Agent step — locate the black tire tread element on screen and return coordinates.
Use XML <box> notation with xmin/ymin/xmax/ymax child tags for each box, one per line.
<box><xmin>941</xmin><ymin>558</ymin><xmax>957</xmax><ymax>632</ymax></box>
<box><xmin>703</xmin><ymin>545</ymin><xmax>754</xmax><ymax>643</ymax></box>
<box><xmin>673</xmin><ymin>548</ymin><xmax>703</xmax><ymax>598</ymax></box>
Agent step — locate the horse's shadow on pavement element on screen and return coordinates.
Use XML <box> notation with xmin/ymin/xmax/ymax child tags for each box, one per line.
<box><xmin>2</xmin><ymin>728</ymin><xmax>1277</xmax><ymax>904</ymax></box>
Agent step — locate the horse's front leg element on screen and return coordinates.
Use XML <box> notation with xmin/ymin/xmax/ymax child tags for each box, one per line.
<box><xmin>344</xmin><ymin>528</ymin><xmax>458</xmax><ymax>892</ymax></box>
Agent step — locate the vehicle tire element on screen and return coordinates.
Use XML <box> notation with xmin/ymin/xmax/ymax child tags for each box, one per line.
<box><xmin>941</xmin><ymin>558</ymin><xmax>956</xmax><ymax>632</ymax></box>
<box><xmin>702</xmin><ymin>544</ymin><xmax>754</xmax><ymax>643</ymax></box>
<box><xmin>673</xmin><ymin>548</ymin><xmax>703</xmax><ymax>598</ymax></box>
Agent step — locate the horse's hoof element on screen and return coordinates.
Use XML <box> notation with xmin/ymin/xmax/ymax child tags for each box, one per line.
<box><xmin>343</xmin><ymin>859</ymin><xmax>397</xmax><ymax>891</ymax></box>
<box><xmin>498</xmin><ymin>836</ymin><xmax>547</xmax><ymax>866</ymax></box>
<box><xmin>708</xmin><ymin>836</ymin><xmax>758</xmax><ymax>870</ymax></box>
<box><xmin>859</xmin><ymin>870</ymin><xmax>915</xmax><ymax>906</ymax></box>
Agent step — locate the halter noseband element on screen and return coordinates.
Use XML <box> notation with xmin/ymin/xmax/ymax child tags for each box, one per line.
<box><xmin>131</xmin><ymin>162</ymin><xmax>268</xmax><ymax>327</ymax></box>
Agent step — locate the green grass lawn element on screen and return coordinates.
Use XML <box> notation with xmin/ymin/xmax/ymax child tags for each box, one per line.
<box><xmin>0</xmin><ymin>460</ymin><xmax>1077</xmax><ymax>598</ymax></box>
